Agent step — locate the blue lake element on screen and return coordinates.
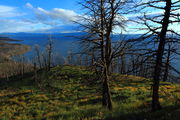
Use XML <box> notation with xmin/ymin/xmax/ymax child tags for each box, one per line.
<box><xmin>1</xmin><ymin>32</ymin><xmax>179</xmax><ymax>76</ymax></box>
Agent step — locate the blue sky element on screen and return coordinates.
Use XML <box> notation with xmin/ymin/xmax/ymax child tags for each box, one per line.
<box><xmin>0</xmin><ymin>0</ymin><xmax>179</xmax><ymax>34</ymax></box>
<box><xmin>0</xmin><ymin>0</ymin><xmax>79</xmax><ymax>11</ymax></box>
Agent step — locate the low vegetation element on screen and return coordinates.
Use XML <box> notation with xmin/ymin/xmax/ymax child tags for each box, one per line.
<box><xmin>0</xmin><ymin>66</ymin><xmax>179</xmax><ymax>120</ymax></box>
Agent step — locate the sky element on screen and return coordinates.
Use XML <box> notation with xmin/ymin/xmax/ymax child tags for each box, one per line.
<box><xmin>0</xmin><ymin>0</ymin><xmax>179</xmax><ymax>34</ymax></box>
<box><xmin>0</xmin><ymin>0</ymin><xmax>81</xmax><ymax>33</ymax></box>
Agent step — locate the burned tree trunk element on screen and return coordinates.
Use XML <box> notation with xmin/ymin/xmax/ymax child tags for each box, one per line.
<box><xmin>47</xmin><ymin>37</ymin><xmax>53</xmax><ymax>71</ymax></box>
<box><xmin>102</xmin><ymin>64</ymin><xmax>112</xmax><ymax>110</ymax></box>
<box><xmin>35</xmin><ymin>45</ymin><xmax>42</xmax><ymax>69</ymax></box>
<box><xmin>152</xmin><ymin>0</ymin><xmax>171</xmax><ymax>111</ymax></box>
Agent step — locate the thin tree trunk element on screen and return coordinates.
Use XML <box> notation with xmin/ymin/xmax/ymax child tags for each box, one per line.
<box><xmin>152</xmin><ymin>0</ymin><xmax>171</xmax><ymax>112</ymax></box>
<box><xmin>100</xmin><ymin>0</ymin><xmax>107</xmax><ymax>107</ymax></box>
<box><xmin>120</xmin><ymin>55</ymin><xmax>126</xmax><ymax>74</ymax></box>
<box><xmin>34</xmin><ymin>63</ymin><xmax>37</xmax><ymax>84</ymax></box>
<box><xmin>102</xmin><ymin>64</ymin><xmax>112</xmax><ymax>110</ymax></box>
<box><xmin>163</xmin><ymin>44</ymin><xmax>171</xmax><ymax>82</ymax></box>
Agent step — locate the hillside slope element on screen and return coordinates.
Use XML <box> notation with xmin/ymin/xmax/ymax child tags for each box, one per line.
<box><xmin>0</xmin><ymin>65</ymin><xmax>179</xmax><ymax>120</ymax></box>
<box><xmin>0</xmin><ymin>37</ymin><xmax>31</xmax><ymax>78</ymax></box>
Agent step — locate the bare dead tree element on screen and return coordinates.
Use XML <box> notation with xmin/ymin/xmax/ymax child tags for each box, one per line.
<box><xmin>130</xmin><ymin>0</ymin><xmax>180</xmax><ymax>111</ymax></box>
<box><xmin>46</xmin><ymin>35</ymin><xmax>53</xmax><ymax>71</ymax></box>
<box><xmin>67</xmin><ymin>50</ymin><xmax>73</xmax><ymax>65</ymax></box>
<box><xmin>163</xmin><ymin>44</ymin><xmax>171</xmax><ymax>82</ymax></box>
<box><xmin>77</xmin><ymin>0</ymin><xmax>132</xmax><ymax>110</ymax></box>
<box><xmin>34</xmin><ymin>45</ymin><xmax>42</xmax><ymax>69</ymax></box>
<box><xmin>162</xmin><ymin>41</ymin><xmax>180</xmax><ymax>82</ymax></box>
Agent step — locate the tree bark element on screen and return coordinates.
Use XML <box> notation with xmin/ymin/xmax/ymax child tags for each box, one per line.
<box><xmin>102</xmin><ymin>64</ymin><xmax>112</xmax><ymax>110</ymax></box>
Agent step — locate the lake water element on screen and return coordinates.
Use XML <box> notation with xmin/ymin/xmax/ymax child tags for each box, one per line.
<box><xmin>1</xmin><ymin>33</ymin><xmax>179</xmax><ymax>78</ymax></box>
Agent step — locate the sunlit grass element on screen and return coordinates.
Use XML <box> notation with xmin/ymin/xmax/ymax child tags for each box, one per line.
<box><xmin>0</xmin><ymin>65</ymin><xmax>179</xmax><ymax>120</ymax></box>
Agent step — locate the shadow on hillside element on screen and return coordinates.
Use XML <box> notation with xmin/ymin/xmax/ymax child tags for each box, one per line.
<box><xmin>0</xmin><ymin>73</ymin><xmax>32</xmax><ymax>89</ymax></box>
<box><xmin>0</xmin><ymin>69</ymin><xmax>47</xmax><ymax>89</ymax></box>
<box><xmin>105</xmin><ymin>104</ymin><xmax>180</xmax><ymax>120</ymax></box>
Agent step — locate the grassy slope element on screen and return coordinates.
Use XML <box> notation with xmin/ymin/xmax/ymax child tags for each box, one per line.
<box><xmin>0</xmin><ymin>65</ymin><xmax>179</xmax><ymax>120</ymax></box>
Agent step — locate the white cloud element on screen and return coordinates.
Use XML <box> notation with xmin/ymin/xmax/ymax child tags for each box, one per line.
<box><xmin>125</xmin><ymin>11</ymin><xmax>164</xmax><ymax>20</ymax></box>
<box><xmin>25</xmin><ymin>3</ymin><xmax>33</xmax><ymax>9</ymax></box>
<box><xmin>50</xmin><ymin>8</ymin><xmax>78</xmax><ymax>22</ymax></box>
<box><xmin>0</xmin><ymin>19</ymin><xmax>52</xmax><ymax>33</ymax></box>
<box><xmin>25</xmin><ymin>3</ymin><xmax>79</xmax><ymax>25</ymax></box>
<box><xmin>0</xmin><ymin>5</ymin><xmax>24</xmax><ymax>17</ymax></box>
